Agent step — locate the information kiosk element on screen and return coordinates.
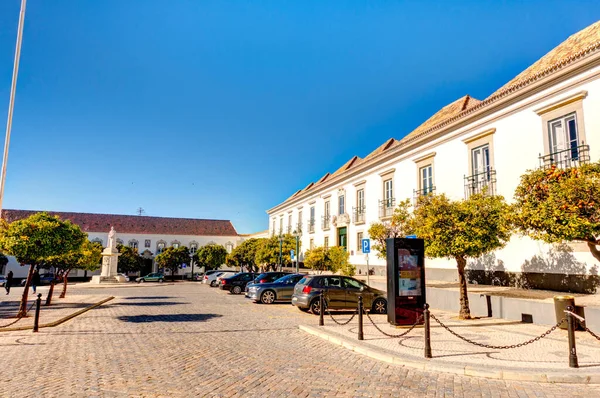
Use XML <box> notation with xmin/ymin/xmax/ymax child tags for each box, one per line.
<box><xmin>385</xmin><ymin>237</ymin><xmax>426</xmax><ymax>326</ymax></box>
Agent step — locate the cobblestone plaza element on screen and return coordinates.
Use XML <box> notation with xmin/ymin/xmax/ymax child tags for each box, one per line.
<box><xmin>2</xmin><ymin>283</ymin><xmax>600</xmax><ymax>397</ymax></box>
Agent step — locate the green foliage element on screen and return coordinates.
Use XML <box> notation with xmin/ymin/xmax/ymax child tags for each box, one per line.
<box><xmin>0</xmin><ymin>212</ymin><xmax>87</xmax><ymax>266</ymax></box>
<box><xmin>117</xmin><ymin>244</ymin><xmax>144</xmax><ymax>273</ymax></box>
<box><xmin>512</xmin><ymin>163</ymin><xmax>600</xmax><ymax>261</ymax></box>
<box><xmin>155</xmin><ymin>246</ymin><xmax>190</xmax><ymax>278</ymax></box>
<box><xmin>197</xmin><ymin>244</ymin><xmax>227</xmax><ymax>270</ymax></box>
<box><xmin>411</xmin><ymin>193</ymin><xmax>511</xmax><ymax>319</ymax></box>
<box><xmin>226</xmin><ymin>238</ymin><xmax>262</xmax><ymax>271</ymax></box>
<box><xmin>254</xmin><ymin>235</ymin><xmax>300</xmax><ymax>267</ymax></box>
<box><xmin>304</xmin><ymin>246</ymin><xmax>354</xmax><ymax>276</ymax></box>
<box><xmin>368</xmin><ymin>199</ymin><xmax>413</xmax><ymax>258</ymax></box>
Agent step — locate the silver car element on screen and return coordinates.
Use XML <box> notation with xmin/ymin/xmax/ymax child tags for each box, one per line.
<box><xmin>246</xmin><ymin>273</ymin><xmax>304</xmax><ymax>304</ymax></box>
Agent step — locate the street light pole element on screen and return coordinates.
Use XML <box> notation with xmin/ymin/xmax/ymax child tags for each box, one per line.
<box><xmin>295</xmin><ymin>233</ymin><xmax>299</xmax><ymax>273</ymax></box>
<box><xmin>0</xmin><ymin>0</ymin><xmax>27</xmax><ymax>216</ymax></box>
<box><xmin>189</xmin><ymin>253</ymin><xmax>195</xmax><ymax>281</ymax></box>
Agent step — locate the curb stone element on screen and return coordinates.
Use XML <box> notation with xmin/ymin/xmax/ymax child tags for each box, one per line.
<box><xmin>0</xmin><ymin>296</ymin><xmax>114</xmax><ymax>332</ymax></box>
<box><xmin>299</xmin><ymin>324</ymin><xmax>600</xmax><ymax>384</ymax></box>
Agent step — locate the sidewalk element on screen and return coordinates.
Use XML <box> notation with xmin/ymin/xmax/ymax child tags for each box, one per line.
<box><xmin>301</xmin><ymin>308</ymin><xmax>600</xmax><ymax>383</ymax></box>
<box><xmin>0</xmin><ymin>290</ymin><xmax>112</xmax><ymax>331</ymax></box>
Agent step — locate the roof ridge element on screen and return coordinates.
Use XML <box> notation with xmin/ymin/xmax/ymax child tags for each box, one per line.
<box><xmin>3</xmin><ymin>209</ymin><xmax>232</xmax><ymax>222</ymax></box>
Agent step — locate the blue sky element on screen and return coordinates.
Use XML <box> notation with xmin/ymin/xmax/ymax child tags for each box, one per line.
<box><xmin>0</xmin><ymin>1</ymin><xmax>599</xmax><ymax>234</ymax></box>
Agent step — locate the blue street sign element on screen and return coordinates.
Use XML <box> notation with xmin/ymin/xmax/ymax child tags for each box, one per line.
<box><xmin>362</xmin><ymin>239</ymin><xmax>370</xmax><ymax>254</ymax></box>
<box><xmin>290</xmin><ymin>249</ymin><xmax>295</xmax><ymax>260</ymax></box>
<box><xmin>406</xmin><ymin>235</ymin><xmax>417</xmax><ymax>239</ymax></box>
<box><xmin>182</xmin><ymin>264</ymin><xmax>187</xmax><ymax>268</ymax></box>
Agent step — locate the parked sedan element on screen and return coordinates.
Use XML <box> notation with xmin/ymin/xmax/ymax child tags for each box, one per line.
<box><xmin>135</xmin><ymin>273</ymin><xmax>165</xmax><ymax>283</ymax></box>
<box><xmin>246</xmin><ymin>273</ymin><xmax>304</xmax><ymax>304</ymax></box>
<box><xmin>220</xmin><ymin>272</ymin><xmax>256</xmax><ymax>294</ymax></box>
<box><xmin>253</xmin><ymin>272</ymin><xmax>290</xmax><ymax>284</ymax></box>
<box><xmin>213</xmin><ymin>271</ymin><xmax>236</xmax><ymax>287</ymax></box>
<box><xmin>21</xmin><ymin>273</ymin><xmax>56</xmax><ymax>286</ymax></box>
<box><xmin>291</xmin><ymin>275</ymin><xmax>387</xmax><ymax>315</ymax></box>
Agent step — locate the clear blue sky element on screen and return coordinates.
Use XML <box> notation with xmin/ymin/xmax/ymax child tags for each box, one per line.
<box><xmin>0</xmin><ymin>1</ymin><xmax>599</xmax><ymax>234</ymax></box>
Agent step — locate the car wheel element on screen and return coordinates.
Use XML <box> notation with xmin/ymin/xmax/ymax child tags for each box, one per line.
<box><xmin>260</xmin><ymin>290</ymin><xmax>276</xmax><ymax>304</ymax></box>
<box><xmin>372</xmin><ymin>298</ymin><xmax>387</xmax><ymax>314</ymax></box>
<box><xmin>232</xmin><ymin>285</ymin><xmax>242</xmax><ymax>295</ymax></box>
<box><xmin>139</xmin><ymin>279</ymin><xmax>145</xmax><ymax>283</ymax></box>
<box><xmin>210</xmin><ymin>281</ymin><xmax>216</xmax><ymax>287</ymax></box>
<box><xmin>310</xmin><ymin>297</ymin><xmax>326</xmax><ymax>315</ymax></box>
<box><xmin>158</xmin><ymin>279</ymin><xmax>164</xmax><ymax>283</ymax></box>
<box><xmin>298</xmin><ymin>307</ymin><xmax>310</xmax><ymax>313</ymax></box>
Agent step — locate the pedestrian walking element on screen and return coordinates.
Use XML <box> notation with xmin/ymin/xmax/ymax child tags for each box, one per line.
<box><xmin>5</xmin><ymin>270</ymin><xmax>13</xmax><ymax>295</ymax></box>
<box><xmin>31</xmin><ymin>269</ymin><xmax>40</xmax><ymax>294</ymax></box>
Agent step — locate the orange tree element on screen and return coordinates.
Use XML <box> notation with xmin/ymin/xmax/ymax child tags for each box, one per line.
<box><xmin>513</xmin><ymin>163</ymin><xmax>600</xmax><ymax>262</ymax></box>
<box><xmin>304</xmin><ymin>246</ymin><xmax>353</xmax><ymax>276</ymax></box>
<box><xmin>226</xmin><ymin>238</ymin><xmax>263</xmax><ymax>272</ymax></box>
<box><xmin>155</xmin><ymin>246</ymin><xmax>190</xmax><ymax>281</ymax></box>
<box><xmin>367</xmin><ymin>199</ymin><xmax>413</xmax><ymax>259</ymax></box>
<box><xmin>0</xmin><ymin>212</ymin><xmax>86</xmax><ymax>316</ymax></box>
<box><xmin>411</xmin><ymin>193</ymin><xmax>512</xmax><ymax>319</ymax></box>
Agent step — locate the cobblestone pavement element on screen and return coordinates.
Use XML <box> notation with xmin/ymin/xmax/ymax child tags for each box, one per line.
<box><xmin>1</xmin><ymin>283</ymin><xmax>600</xmax><ymax>397</ymax></box>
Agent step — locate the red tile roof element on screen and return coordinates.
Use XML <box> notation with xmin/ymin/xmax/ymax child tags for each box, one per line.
<box><xmin>2</xmin><ymin>209</ymin><xmax>238</xmax><ymax>237</ymax></box>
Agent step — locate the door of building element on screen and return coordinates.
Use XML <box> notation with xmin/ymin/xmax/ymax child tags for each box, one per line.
<box><xmin>338</xmin><ymin>227</ymin><xmax>347</xmax><ymax>251</ymax></box>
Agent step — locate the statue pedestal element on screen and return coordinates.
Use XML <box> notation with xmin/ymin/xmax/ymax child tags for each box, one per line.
<box><xmin>90</xmin><ymin>248</ymin><xmax>121</xmax><ymax>284</ymax></box>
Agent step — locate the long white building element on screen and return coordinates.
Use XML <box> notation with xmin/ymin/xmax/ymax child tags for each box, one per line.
<box><xmin>267</xmin><ymin>21</ymin><xmax>600</xmax><ymax>290</ymax></box>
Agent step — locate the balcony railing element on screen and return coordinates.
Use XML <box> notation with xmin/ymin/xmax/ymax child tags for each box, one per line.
<box><xmin>307</xmin><ymin>219</ymin><xmax>315</xmax><ymax>234</ymax></box>
<box><xmin>378</xmin><ymin>198</ymin><xmax>395</xmax><ymax>219</ymax></box>
<box><xmin>296</xmin><ymin>222</ymin><xmax>303</xmax><ymax>234</ymax></box>
<box><xmin>413</xmin><ymin>186</ymin><xmax>436</xmax><ymax>206</ymax></box>
<box><xmin>464</xmin><ymin>169</ymin><xmax>497</xmax><ymax>198</ymax></box>
<box><xmin>321</xmin><ymin>215</ymin><xmax>331</xmax><ymax>230</ymax></box>
<box><xmin>286</xmin><ymin>225</ymin><xmax>292</xmax><ymax>234</ymax></box>
<box><xmin>353</xmin><ymin>206</ymin><xmax>366</xmax><ymax>224</ymax></box>
<box><xmin>539</xmin><ymin>144</ymin><xmax>590</xmax><ymax>170</ymax></box>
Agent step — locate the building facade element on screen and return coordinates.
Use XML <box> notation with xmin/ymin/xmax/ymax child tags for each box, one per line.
<box><xmin>267</xmin><ymin>22</ymin><xmax>600</xmax><ymax>287</ymax></box>
<box><xmin>1</xmin><ymin>210</ymin><xmax>241</xmax><ymax>278</ymax></box>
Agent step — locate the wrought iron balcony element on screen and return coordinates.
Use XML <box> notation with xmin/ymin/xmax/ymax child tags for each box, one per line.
<box><xmin>539</xmin><ymin>144</ymin><xmax>590</xmax><ymax>170</ymax></box>
<box><xmin>378</xmin><ymin>198</ymin><xmax>395</xmax><ymax>219</ymax></box>
<box><xmin>321</xmin><ymin>215</ymin><xmax>331</xmax><ymax>230</ymax></box>
<box><xmin>296</xmin><ymin>222</ymin><xmax>303</xmax><ymax>234</ymax></box>
<box><xmin>413</xmin><ymin>186</ymin><xmax>436</xmax><ymax>206</ymax></box>
<box><xmin>352</xmin><ymin>206</ymin><xmax>366</xmax><ymax>224</ymax></box>
<box><xmin>307</xmin><ymin>219</ymin><xmax>315</xmax><ymax>234</ymax></box>
<box><xmin>464</xmin><ymin>169</ymin><xmax>496</xmax><ymax>198</ymax></box>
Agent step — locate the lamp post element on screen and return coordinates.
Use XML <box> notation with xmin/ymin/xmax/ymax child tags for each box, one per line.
<box><xmin>278</xmin><ymin>234</ymin><xmax>284</xmax><ymax>272</ymax></box>
<box><xmin>189</xmin><ymin>253</ymin><xmax>195</xmax><ymax>281</ymax></box>
<box><xmin>0</xmin><ymin>0</ymin><xmax>27</xmax><ymax>216</ymax></box>
<box><xmin>293</xmin><ymin>230</ymin><xmax>300</xmax><ymax>273</ymax></box>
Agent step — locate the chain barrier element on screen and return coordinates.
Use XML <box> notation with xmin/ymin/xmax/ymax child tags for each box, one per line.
<box><xmin>575</xmin><ymin>319</ymin><xmax>600</xmax><ymax>342</ymax></box>
<box><xmin>0</xmin><ymin>300</ymin><xmax>37</xmax><ymax>329</ymax></box>
<box><xmin>326</xmin><ymin>307</ymin><xmax>359</xmax><ymax>326</ymax></box>
<box><xmin>365</xmin><ymin>309</ymin><xmax>424</xmax><ymax>338</ymax></box>
<box><xmin>430</xmin><ymin>313</ymin><xmax>565</xmax><ymax>349</ymax></box>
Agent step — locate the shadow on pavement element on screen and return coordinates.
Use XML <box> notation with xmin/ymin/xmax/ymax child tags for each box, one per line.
<box><xmin>122</xmin><ymin>296</ymin><xmax>176</xmax><ymax>300</ymax></box>
<box><xmin>111</xmin><ymin>301</ymin><xmax>188</xmax><ymax>307</ymax></box>
<box><xmin>117</xmin><ymin>313</ymin><xmax>222</xmax><ymax>323</ymax></box>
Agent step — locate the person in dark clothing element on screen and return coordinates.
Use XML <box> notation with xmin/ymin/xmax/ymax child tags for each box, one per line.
<box><xmin>31</xmin><ymin>270</ymin><xmax>41</xmax><ymax>294</ymax></box>
<box><xmin>5</xmin><ymin>271</ymin><xmax>13</xmax><ymax>295</ymax></box>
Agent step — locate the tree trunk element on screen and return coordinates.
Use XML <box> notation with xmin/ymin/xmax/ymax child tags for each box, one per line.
<box><xmin>17</xmin><ymin>264</ymin><xmax>35</xmax><ymax>318</ymax></box>
<box><xmin>455</xmin><ymin>256</ymin><xmax>471</xmax><ymax>320</ymax></box>
<box><xmin>587</xmin><ymin>239</ymin><xmax>600</xmax><ymax>263</ymax></box>
<box><xmin>59</xmin><ymin>269</ymin><xmax>70</xmax><ymax>298</ymax></box>
<box><xmin>45</xmin><ymin>281</ymin><xmax>55</xmax><ymax>306</ymax></box>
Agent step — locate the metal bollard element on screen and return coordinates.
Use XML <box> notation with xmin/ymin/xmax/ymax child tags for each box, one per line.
<box><xmin>424</xmin><ymin>303</ymin><xmax>432</xmax><ymax>358</ymax></box>
<box><xmin>33</xmin><ymin>293</ymin><xmax>42</xmax><ymax>333</ymax></box>
<box><xmin>566</xmin><ymin>305</ymin><xmax>579</xmax><ymax>368</ymax></box>
<box><xmin>358</xmin><ymin>295</ymin><xmax>364</xmax><ymax>340</ymax></box>
<box><xmin>319</xmin><ymin>290</ymin><xmax>324</xmax><ymax>326</ymax></box>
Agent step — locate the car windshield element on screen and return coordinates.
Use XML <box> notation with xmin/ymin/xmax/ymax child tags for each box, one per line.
<box><xmin>297</xmin><ymin>276</ymin><xmax>311</xmax><ymax>285</ymax></box>
<box><xmin>274</xmin><ymin>274</ymin><xmax>299</xmax><ymax>284</ymax></box>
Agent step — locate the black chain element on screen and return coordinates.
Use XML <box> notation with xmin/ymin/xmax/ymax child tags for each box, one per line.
<box><xmin>430</xmin><ymin>313</ymin><xmax>565</xmax><ymax>349</ymax></box>
<box><xmin>365</xmin><ymin>309</ymin><xmax>424</xmax><ymax>338</ymax></box>
<box><xmin>0</xmin><ymin>300</ymin><xmax>37</xmax><ymax>329</ymax></box>
<box><xmin>578</xmin><ymin>319</ymin><xmax>600</xmax><ymax>341</ymax></box>
<box><xmin>326</xmin><ymin>307</ymin><xmax>359</xmax><ymax>326</ymax></box>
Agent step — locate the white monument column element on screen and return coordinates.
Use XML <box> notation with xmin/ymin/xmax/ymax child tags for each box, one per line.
<box><xmin>92</xmin><ymin>227</ymin><xmax>121</xmax><ymax>283</ymax></box>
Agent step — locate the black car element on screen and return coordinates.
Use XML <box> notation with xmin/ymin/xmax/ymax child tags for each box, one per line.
<box><xmin>253</xmin><ymin>272</ymin><xmax>290</xmax><ymax>284</ymax></box>
<box><xmin>220</xmin><ymin>272</ymin><xmax>257</xmax><ymax>294</ymax></box>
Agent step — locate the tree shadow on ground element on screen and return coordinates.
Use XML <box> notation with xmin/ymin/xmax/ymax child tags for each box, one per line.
<box><xmin>122</xmin><ymin>296</ymin><xmax>175</xmax><ymax>300</ymax></box>
<box><xmin>117</xmin><ymin>313</ymin><xmax>222</xmax><ymax>323</ymax></box>
<box><xmin>0</xmin><ymin>301</ymin><xmax>90</xmax><ymax>319</ymax></box>
<box><xmin>111</xmin><ymin>301</ymin><xmax>188</xmax><ymax>307</ymax></box>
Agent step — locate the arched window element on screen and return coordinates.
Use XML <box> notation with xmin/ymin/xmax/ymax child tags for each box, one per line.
<box><xmin>91</xmin><ymin>238</ymin><xmax>103</xmax><ymax>246</ymax></box>
<box><xmin>171</xmin><ymin>240</ymin><xmax>180</xmax><ymax>249</ymax></box>
<box><xmin>225</xmin><ymin>242</ymin><xmax>234</xmax><ymax>253</ymax></box>
<box><xmin>189</xmin><ymin>241</ymin><xmax>198</xmax><ymax>254</ymax></box>
<box><xmin>116</xmin><ymin>238</ymin><xmax>124</xmax><ymax>246</ymax></box>
<box><xmin>157</xmin><ymin>240</ymin><xmax>166</xmax><ymax>254</ymax></box>
<box><xmin>129</xmin><ymin>240</ymin><xmax>139</xmax><ymax>249</ymax></box>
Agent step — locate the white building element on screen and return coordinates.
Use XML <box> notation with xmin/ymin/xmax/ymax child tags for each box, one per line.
<box><xmin>1</xmin><ymin>210</ymin><xmax>241</xmax><ymax>278</ymax></box>
<box><xmin>267</xmin><ymin>21</ymin><xmax>600</xmax><ymax>290</ymax></box>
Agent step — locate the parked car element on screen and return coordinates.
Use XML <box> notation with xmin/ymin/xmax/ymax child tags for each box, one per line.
<box><xmin>135</xmin><ymin>273</ymin><xmax>165</xmax><ymax>283</ymax></box>
<box><xmin>116</xmin><ymin>273</ymin><xmax>130</xmax><ymax>282</ymax></box>
<box><xmin>220</xmin><ymin>272</ymin><xmax>257</xmax><ymax>294</ymax></box>
<box><xmin>0</xmin><ymin>275</ymin><xmax>6</xmax><ymax>287</ymax></box>
<box><xmin>246</xmin><ymin>273</ymin><xmax>305</xmax><ymax>304</ymax></box>
<box><xmin>253</xmin><ymin>272</ymin><xmax>290</xmax><ymax>284</ymax></box>
<box><xmin>291</xmin><ymin>275</ymin><xmax>387</xmax><ymax>315</ymax></box>
<box><xmin>203</xmin><ymin>270</ymin><xmax>224</xmax><ymax>285</ymax></box>
<box><xmin>189</xmin><ymin>272</ymin><xmax>204</xmax><ymax>281</ymax></box>
<box><xmin>213</xmin><ymin>271</ymin><xmax>236</xmax><ymax>287</ymax></box>
<box><xmin>20</xmin><ymin>273</ymin><xmax>56</xmax><ymax>286</ymax></box>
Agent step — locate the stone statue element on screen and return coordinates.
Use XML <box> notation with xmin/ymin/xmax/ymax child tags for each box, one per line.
<box><xmin>107</xmin><ymin>227</ymin><xmax>117</xmax><ymax>250</ymax></box>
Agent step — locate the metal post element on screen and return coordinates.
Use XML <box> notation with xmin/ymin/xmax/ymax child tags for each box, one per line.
<box><xmin>33</xmin><ymin>293</ymin><xmax>41</xmax><ymax>332</ymax></box>
<box><xmin>358</xmin><ymin>295</ymin><xmax>364</xmax><ymax>340</ymax></box>
<box><xmin>424</xmin><ymin>304</ymin><xmax>432</xmax><ymax>358</ymax></box>
<box><xmin>366</xmin><ymin>253</ymin><xmax>370</xmax><ymax>286</ymax></box>
<box><xmin>279</xmin><ymin>236</ymin><xmax>283</xmax><ymax>272</ymax></box>
<box><xmin>319</xmin><ymin>290</ymin><xmax>324</xmax><ymax>326</ymax></box>
<box><xmin>190</xmin><ymin>255</ymin><xmax>194</xmax><ymax>281</ymax></box>
<box><xmin>295</xmin><ymin>235</ymin><xmax>299</xmax><ymax>273</ymax></box>
<box><xmin>566</xmin><ymin>305</ymin><xmax>579</xmax><ymax>368</ymax></box>
<box><xmin>0</xmin><ymin>0</ymin><xmax>27</xmax><ymax>216</ymax></box>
